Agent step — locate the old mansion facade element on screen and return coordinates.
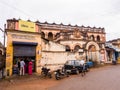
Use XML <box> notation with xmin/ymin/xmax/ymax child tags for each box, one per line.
<box><xmin>39</xmin><ymin>21</ymin><xmax>106</xmax><ymax>62</ymax></box>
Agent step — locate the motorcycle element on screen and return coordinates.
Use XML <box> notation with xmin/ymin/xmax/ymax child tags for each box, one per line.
<box><xmin>41</xmin><ymin>67</ymin><xmax>52</xmax><ymax>78</ymax></box>
<box><xmin>54</xmin><ymin>68</ymin><xmax>69</xmax><ymax>80</ymax></box>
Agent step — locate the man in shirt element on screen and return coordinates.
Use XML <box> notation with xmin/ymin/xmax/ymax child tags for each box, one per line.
<box><xmin>20</xmin><ymin>59</ymin><xmax>25</xmax><ymax>76</ymax></box>
<box><xmin>80</xmin><ymin>59</ymin><xmax>85</xmax><ymax>66</ymax></box>
<box><xmin>80</xmin><ymin>59</ymin><xmax>86</xmax><ymax>76</ymax></box>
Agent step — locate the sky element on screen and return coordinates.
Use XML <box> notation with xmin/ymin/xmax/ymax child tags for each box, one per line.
<box><xmin>0</xmin><ymin>0</ymin><xmax>120</xmax><ymax>44</ymax></box>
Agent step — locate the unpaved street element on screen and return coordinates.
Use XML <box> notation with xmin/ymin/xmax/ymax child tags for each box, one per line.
<box><xmin>49</xmin><ymin>65</ymin><xmax>120</xmax><ymax>90</ymax></box>
<box><xmin>0</xmin><ymin>65</ymin><xmax>120</xmax><ymax>90</ymax></box>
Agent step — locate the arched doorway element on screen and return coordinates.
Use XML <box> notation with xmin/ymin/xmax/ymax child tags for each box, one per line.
<box><xmin>48</xmin><ymin>32</ymin><xmax>53</xmax><ymax>40</ymax></box>
<box><xmin>86</xmin><ymin>41</ymin><xmax>100</xmax><ymax>62</ymax></box>
<box><xmin>88</xmin><ymin>45</ymin><xmax>97</xmax><ymax>61</ymax></box>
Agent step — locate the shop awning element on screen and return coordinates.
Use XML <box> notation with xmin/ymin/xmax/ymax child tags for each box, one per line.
<box><xmin>106</xmin><ymin>43</ymin><xmax>120</xmax><ymax>52</ymax></box>
<box><xmin>114</xmin><ymin>48</ymin><xmax>120</xmax><ymax>52</ymax></box>
<box><xmin>13</xmin><ymin>41</ymin><xmax>38</xmax><ymax>46</ymax></box>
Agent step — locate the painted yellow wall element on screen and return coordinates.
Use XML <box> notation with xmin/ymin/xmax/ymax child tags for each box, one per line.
<box><xmin>6</xmin><ymin>30</ymin><xmax>42</xmax><ymax>76</ymax></box>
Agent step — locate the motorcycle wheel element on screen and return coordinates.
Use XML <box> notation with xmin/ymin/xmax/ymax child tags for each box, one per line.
<box><xmin>41</xmin><ymin>71</ymin><xmax>45</xmax><ymax>78</ymax></box>
<box><xmin>48</xmin><ymin>73</ymin><xmax>52</xmax><ymax>78</ymax></box>
<box><xmin>55</xmin><ymin>73</ymin><xmax>60</xmax><ymax>80</ymax></box>
<box><xmin>65</xmin><ymin>72</ymin><xmax>69</xmax><ymax>77</ymax></box>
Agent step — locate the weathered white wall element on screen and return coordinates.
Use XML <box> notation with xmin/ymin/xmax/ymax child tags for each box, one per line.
<box><xmin>42</xmin><ymin>39</ymin><xmax>65</xmax><ymax>51</ymax></box>
<box><xmin>41</xmin><ymin>51</ymin><xmax>85</xmax><ymax>71</ymax></box>
<box><xmin>41</xmin><ymin>51</ymin><xmax>67</xmax><ymax>71</ymax></box>
<box><xmin>47</xmin><ymin>41</ymin><xmax>65</xmax><ymax>51</ymax></box>
<box><xmin>41</xmin><ymin>39</ymin><xmax>67</xmax><ymax>71</ymax></box>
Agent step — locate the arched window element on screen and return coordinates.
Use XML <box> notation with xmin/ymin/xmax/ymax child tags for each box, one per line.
<box><xmin>41</xmin><ymin>32</ymin><xmax>45</xmax><ymax>38</ymax></box>
<box><xmin>97</xmin><ymin>35</ymin><xmax>100</xmax><ymax>41</ymax></box>
<box><xmin>48</xmin><ymin>32</ymin><xmax>53</xmax><ymax>40</ymax></box>
<box><xmin>74</xmin><ymin>45</ymin><xmax>81</xmax><ymax>52</ymax></box>
<box><xmin>90</xmin><ymin>35</ymin><xmax>95</xmax><ymax>41</ymax></box>
<box><xmin>66</xmin><ymin>45</ymin><xmax>71</xmax><ymax>52</ymax></box>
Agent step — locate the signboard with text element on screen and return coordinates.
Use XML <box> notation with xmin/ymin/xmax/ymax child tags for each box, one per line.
<box><xmin>19</xmin><ymin>20</ymin><xmax>36</xmax><ymax>32</ymax></box>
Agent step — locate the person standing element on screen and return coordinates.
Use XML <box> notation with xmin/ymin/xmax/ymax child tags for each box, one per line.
<box><xmin>80</xmin><ymin>59</ymin><xmax>85</xmax><ymax>76</ymax></box>
<box><xmin>20</xmin><ymin>59</ymin><xmax>25</xmax><ymax>76</ymax></box>
<box><xmin>28</xmin><ymin>60</ymin><xmax>33</xmax><ymax>75</ymax></box>
<box><xmin>17</xmin><ymin>59</ymin><xmax>20</xmax><ymax>75</ymax></box>
<box><xmin>80</xmin><ymin>59</ymin><xmax>85</xmax><ymax>66</ymax></box>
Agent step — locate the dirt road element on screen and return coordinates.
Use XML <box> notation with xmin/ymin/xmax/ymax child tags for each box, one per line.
<box><xmin>0</xmin><ymin>65</ymin><xmax>120</xmax><ymax>90</ymax></box>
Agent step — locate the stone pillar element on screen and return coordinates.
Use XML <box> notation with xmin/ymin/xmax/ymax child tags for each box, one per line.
<box><xmin>45</xmin><ymin>33</ymin><xmax>48</xmax><ymax>39</ymax></box>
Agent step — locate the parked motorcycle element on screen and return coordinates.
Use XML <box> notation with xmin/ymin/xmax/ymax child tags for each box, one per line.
<box><xmin>41</xmin><ymin>67</ymin><xmax>52</xmax><ymax>78</ymax></box>
<box><xmin>54</xmin><ymin>68</ymin><xmax>69</xmax><ymax>80</ymax></box>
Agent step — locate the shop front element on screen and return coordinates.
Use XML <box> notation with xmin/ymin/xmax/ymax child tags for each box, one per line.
<box><xmin>6</xmin><ymin>19</ymin><xmax>42</xmax><ymax>76</ymax></box>
<box><xmin>13</xmin><ymin>41</ymin><xmax>37</xmax><ymax>74</ymax></box>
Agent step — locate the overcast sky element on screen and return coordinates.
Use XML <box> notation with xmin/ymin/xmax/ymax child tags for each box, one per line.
<box><xmin>0</xmin><ymin>0</ymin><xmax>120</xmax><ymax>44</ymax></box>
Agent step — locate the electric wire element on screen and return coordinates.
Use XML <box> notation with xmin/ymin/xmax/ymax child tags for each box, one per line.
<box><xmin>0</xmin><ymin>0</ymin><xmax>37</xmax><ymax>20</ymax></box>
